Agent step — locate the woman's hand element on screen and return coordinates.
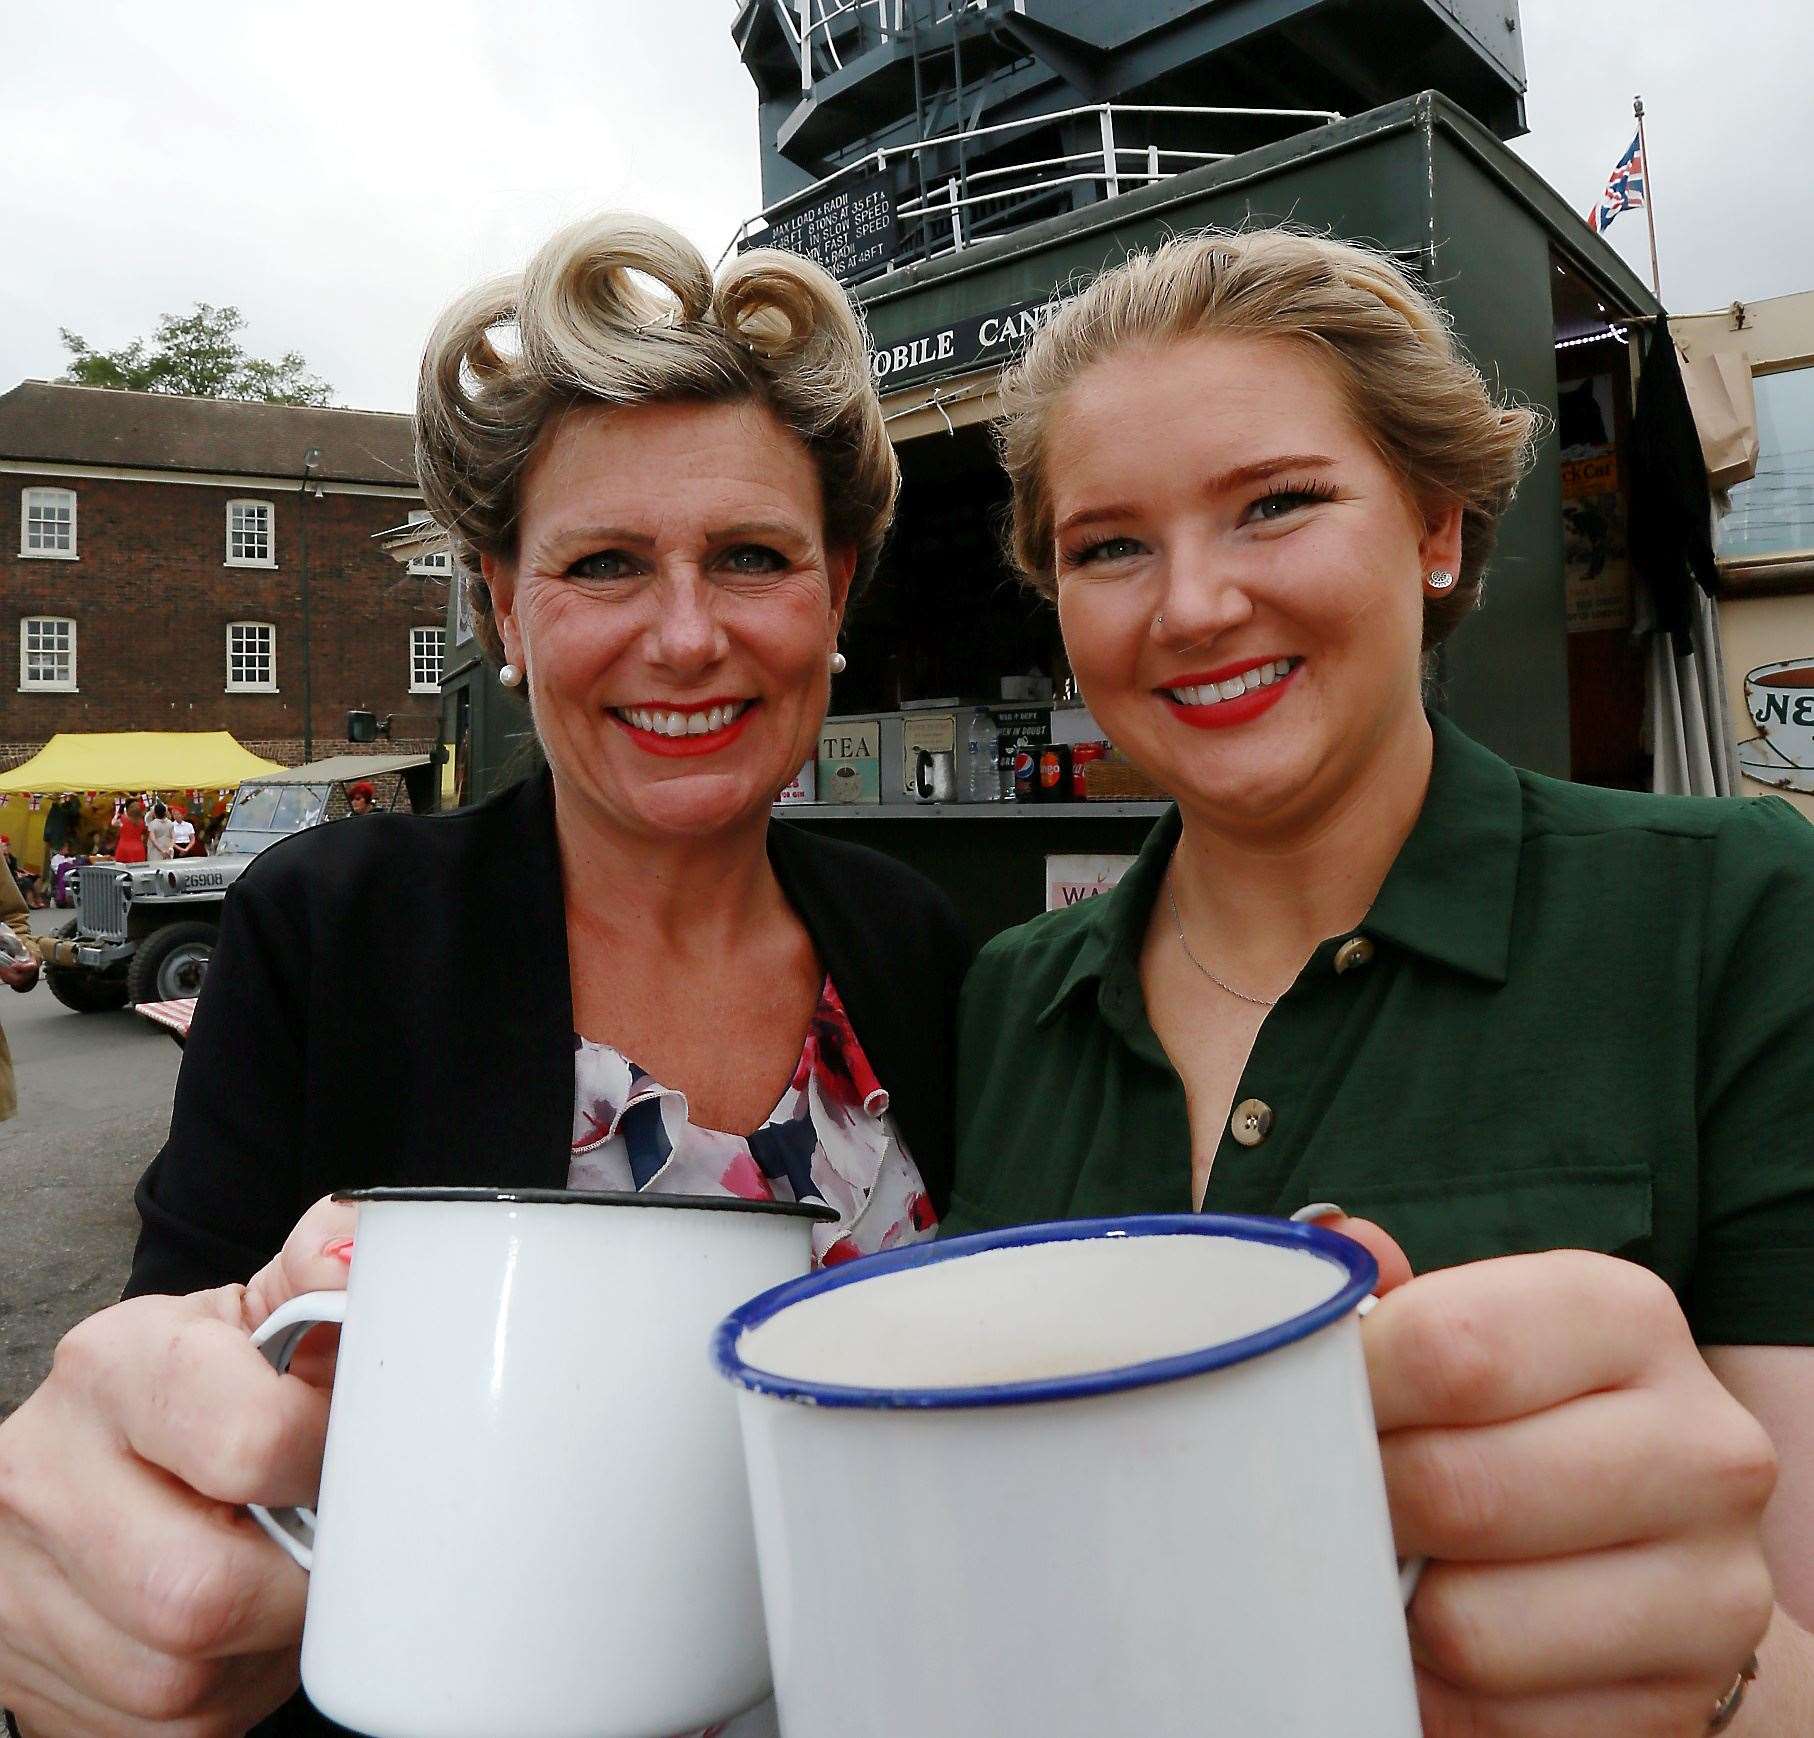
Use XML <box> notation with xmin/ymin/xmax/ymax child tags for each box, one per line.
<box><xmin>0</xmin><ymin>1198</ymin><xmax>356</xmax><ymax>1736</ymax></box>
<box><xmin>0</xmin><ymin>956</ymin><xmax>38</xmax><ymax>992</ymax></box>
<box><xmin>1328</xmin><ymin>1218</ymin><xmax>1778</xmax><ymax>1736</ymax></box>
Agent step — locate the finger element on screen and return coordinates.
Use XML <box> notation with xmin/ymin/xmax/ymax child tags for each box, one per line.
<box><xmin>6</xmin><ymin>1396</ymin><xmax>310</xmax><ymax>1660</ymax></box>
<box><xmin>1364</xmin><ymin>1250</ymin><xmax>1683</xmax><ymax>1434</ymax></box>
<box><xmin>57</xmin><ymin>1295</ymin><xmax>330</xmax><ymax>1509</ymax></box>
<box><xmin>0</xmin><ymin>1521</ymin><xmax>251</xmax><ymax>1725</ymax></box>
<box><xmin>1384</xmin><ymin>1385</ymin><xmax>1777</xmax><ymax>1562</ymax></box>
<box><xmin>119</xmin><ymin>1319</ymin><xmax>330</xmax><ymax>1509</ymax></box>
<box><xmin>1304</xmin><ymin>1213</ymin><xmax>1414</xmax><ymax>1293</ymax></box>
<box><xmin>1416</xmin><ymin>1669</ymin><xmax>1726</xmax><ymax>1738</ymax></box>
<box><xmin>1408</xmin><ymin>1528</ymin><xmax>1773</xmax><ymax>1697</ymax></box>
<box><xmin>1</xmin><ymin>1643</ymin><xmax>301</xmax><ymax>1738</ymax></box>
<box><xmin>242</xmin><ymin>1196</ymin><xmax>359</xmax><ymax>1331</ymax></box>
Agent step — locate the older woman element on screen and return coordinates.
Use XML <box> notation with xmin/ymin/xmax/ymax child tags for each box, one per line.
<box><xmin>950</xmin><ymin>231</ymin><xmax>1813</xmax><ymax>1735</ymax></box>
<box><xmin>0</xmin><ymin>216</ymin><xmax>966</xmax><ymax>1737</ymax></box>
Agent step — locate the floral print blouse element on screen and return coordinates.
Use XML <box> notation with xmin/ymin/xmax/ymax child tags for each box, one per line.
<box><xmin>569</xmin><ymin>976</ymin><xmax>937</xmax><ymax>1738</ymax></box>
<box><xmin>569</xmin><ymin>976</ymin><xmax>937</xmax><ymax>1263</ymax></box>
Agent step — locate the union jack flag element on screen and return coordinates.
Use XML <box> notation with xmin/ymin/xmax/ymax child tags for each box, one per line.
<box><xmin>1588</xmin><ymin>135</ymin><xmax>1646</xmax><ymax>234</ymax></box>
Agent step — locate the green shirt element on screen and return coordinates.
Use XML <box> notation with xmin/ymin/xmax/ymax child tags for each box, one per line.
<box><xmin>949</xmin><ymin>715</ymin><xmax>1814</xmax><ymax>1346</ymax></box>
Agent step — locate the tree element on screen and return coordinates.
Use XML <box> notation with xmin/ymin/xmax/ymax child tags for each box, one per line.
<box><xmin>59</xmin><ymin>303</ymin><xmax>333</xmax><ymax>406</ymax></box>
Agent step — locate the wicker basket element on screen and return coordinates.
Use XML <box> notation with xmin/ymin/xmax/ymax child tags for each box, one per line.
<box><xmin>1082</xmin><ymin>755</ymin><xmax>1170</xmax><ymax>801</ymax></box>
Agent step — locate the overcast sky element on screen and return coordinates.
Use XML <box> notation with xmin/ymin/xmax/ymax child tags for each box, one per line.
<box><xmin>3</xmin><ymin>0</ymin><xmax>1807</xmax><ymax>415</ymax></box>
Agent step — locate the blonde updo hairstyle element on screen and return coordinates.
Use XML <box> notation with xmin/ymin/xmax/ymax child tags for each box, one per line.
<box><xmin>416</xmin><ymin>213</ymin><xmax>898</xmax><ymax>666</ymax></box>
<box><xmin>996</xmin><ymin>228</ymin><xmax>1542</xmax><ymax>648</ymax></box>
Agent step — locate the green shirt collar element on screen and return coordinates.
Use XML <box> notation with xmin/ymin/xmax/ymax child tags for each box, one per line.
<box><xmin>1035</xmin><ymin>712</ymin><xmax>1523</xmax><ymax>1028</ymax></box>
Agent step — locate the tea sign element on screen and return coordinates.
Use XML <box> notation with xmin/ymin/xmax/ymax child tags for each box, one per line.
<box><xmin>1738</xmin><ymin>658</ymin><xmax>1814</xmax><ymax>794</ymax></box>
<box><xmin>817</xmin><ymin>718</ymin><xmax>880</xmax><ymax>805</ymax></box>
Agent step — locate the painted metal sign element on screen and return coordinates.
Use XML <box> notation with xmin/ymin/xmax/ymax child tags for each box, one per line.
<box><xmin>869</xmin><ymin>297</ymin><xmax>1067</xmax><ymax>390</ymax></box>
<box><xmin>755</xmin><ymin>171</ymin><xmax>899</xmax><ymax>284</ymax></box>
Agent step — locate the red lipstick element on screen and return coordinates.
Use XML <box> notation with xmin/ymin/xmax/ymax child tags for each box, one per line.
<box><xmin>1158</xmin><ymin>659</ymin><xmax>1299</xmax><ymax>731</ymax></box>
<box><xmin>609</xmin><ymin>699</ymin><xmax>759</xmax><ymax>758</ymax></box>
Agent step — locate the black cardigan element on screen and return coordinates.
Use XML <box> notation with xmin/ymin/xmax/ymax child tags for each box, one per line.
<box><xmin>127</xmin><ymin>773</ymin><xmax>973</xmax><ymax>1299</ymax></box>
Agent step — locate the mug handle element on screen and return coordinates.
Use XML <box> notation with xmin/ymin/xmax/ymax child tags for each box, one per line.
<box><xmin>244</xmin><ymin>1290</ymin><xmax>349</xmax><ymax>1571</ymax></box>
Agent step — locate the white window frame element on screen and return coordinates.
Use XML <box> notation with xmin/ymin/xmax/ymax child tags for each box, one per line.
<box><xmin>410</xmin><ymin>624</ymin><xmax>445</xmax><ymax>694</ymax></box>
<box><xmin>406</xmin><ymin>508</ymin><xmax>453</xmax><ymax>577</ymax></box>
<box><xmin>451</xmin><ymin>563</ymin><xmax>474</xmax><ymax>646</ymax></box>
<box><xmin>19</xmin><ymin>616</ymin><xmax>77</xmax><ymax>692</ymax></box>
<box><xmin>21</xmin><ymin>487</ymin><xmax>78</xmax><ymax>559</ymax></box>
<box><xmin>225</xmin><ymin>498</ymin><xmax>276</xmax><ymax>568</ymax></box>
<box><xmin>1716</xmin><ymin>362</ymin><xmax>1814</xmax><ymax>571</ymax></box>
<box><xmin>226</xmin><ymin>620</ymin><xmax>278</xmax><ymax>692</ymax></box>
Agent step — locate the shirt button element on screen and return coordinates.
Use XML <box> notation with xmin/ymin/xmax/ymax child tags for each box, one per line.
<box><xmin>1229</xmin><ymin>1098</ymin><xmax>1274</xmax><ymax>1147</ymax></box>
<box><xmin>1333</xmin><ymin>936</ymin><xmax>1375</xmax><ymax>974</ymax></box>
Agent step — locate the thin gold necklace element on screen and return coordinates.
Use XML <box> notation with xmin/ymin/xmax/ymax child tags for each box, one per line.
<box><xmin>1165</xmin><ymin>874</ymin><xmax>1281</xmax><ymax>1008</ymax></box>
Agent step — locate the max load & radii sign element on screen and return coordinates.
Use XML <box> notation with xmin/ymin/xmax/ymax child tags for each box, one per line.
<box><xmin>750</xmin><ymin>171</ymin><xmax>898</xmax><ymax>285</ymax></box>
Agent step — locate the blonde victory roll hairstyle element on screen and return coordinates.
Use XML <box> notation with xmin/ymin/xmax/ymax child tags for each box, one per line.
<box><xmin>415</xmin><ymin>213</ymin><xmax>899</xmax><ymax>665</ymax></box>
<box><xmin>995</xmin><ymin>227</ymin><xmax>1543</xmax><ymax>648</ymax></box>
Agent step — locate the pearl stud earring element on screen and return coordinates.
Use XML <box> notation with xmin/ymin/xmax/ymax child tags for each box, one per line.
<box><xmin>830</xmin><ymin>650</ymin><xmax>847</xmax><ymax>675</ymax></box>
<box><xmin>499</xmin><ymin>663</ymin><xmax>523</xmax><ymax>687</ymax></box>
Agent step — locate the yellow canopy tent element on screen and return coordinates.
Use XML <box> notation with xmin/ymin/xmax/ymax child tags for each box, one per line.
<box><xmin>0</xmin><ymin>733</ymin><xmax>284</xmax><ymax>874</ymax></box>
<box><xmin>0</xmin><ymin>732</ymin><xmax>283</xmax><ymax>795</ymax></box>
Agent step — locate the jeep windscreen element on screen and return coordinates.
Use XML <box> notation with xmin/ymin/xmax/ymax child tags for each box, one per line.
<box><xmin>216</xmin><ymin>783</ymin><xmax>331</xmax><ymax>856</ymax></box>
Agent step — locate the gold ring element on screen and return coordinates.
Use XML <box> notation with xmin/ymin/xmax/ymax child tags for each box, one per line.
<box><xmin>1707</xmin><ymin>1652</ymin><xmax>1759</xmax><ymax>1733</ymax></box>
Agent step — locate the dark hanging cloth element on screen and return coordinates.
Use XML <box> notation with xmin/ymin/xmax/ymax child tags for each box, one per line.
<box><xmin>1626</xmin><ymin>323</ymin><xmax>1721</xmax><ymax>654</ymax></box>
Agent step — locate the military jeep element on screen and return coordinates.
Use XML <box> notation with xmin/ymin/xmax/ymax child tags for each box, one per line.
<box><xmin>44</xmin><ymin>753</ymin><xmax>433</xmax><ymax>1012</ymax></box>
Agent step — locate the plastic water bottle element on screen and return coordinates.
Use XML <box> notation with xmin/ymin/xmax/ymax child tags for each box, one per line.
<box><xmin>966</xmin><ymin>711</ymin><xmax>1001</xmax><ymax>802</ymax></box>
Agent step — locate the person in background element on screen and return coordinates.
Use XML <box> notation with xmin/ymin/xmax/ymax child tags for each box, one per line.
<box><xmin>39</xmin><ymin>794</ymin><xmax>79</xmax><ymax>885</ymax></box>
<box><xmin>41</xmin><ymin>794</ymin><xmax>79</xmax><ymax>858</ymax></box>
<box><xmin>145</xmin><ymin>801</ymin><xmax>176</xmax><ymax>863</ymax></box>
<box><xmin>346</xmin><ymin>780</ymin><xmax>377</xmax><ymax>816</ymax></box>
<box><xmin>954</xmin><ymin>228</ymin><xmax>1808</xmax><ymax>1734</ymax></box>
<box><xmin>111</xmin><ymin>800</ymin><xmax>148</xmax><ymax>864</ymax></box>
<box><xmin>169</xmin><ymin>805</ymin><xmax>198</xmax><ymax>856</ymax></box>
<box><xmin>200</xmin><ymin>797</ymin><xmax>232</xmax><ymax>853</ymax></box>
<box><xmin>1</xmin><ymin>840</ymin><xmax>43</xmax><ymax>910</ymax></box>
<box><xmin>48</xmin><ymin>844</ymin><xmax>84</xmax><ymax>907</ymax></box>
<box><xmin>0</xmin><ymin>857</ymin><xmax>42</xmax><ymax>1122</ymax></box>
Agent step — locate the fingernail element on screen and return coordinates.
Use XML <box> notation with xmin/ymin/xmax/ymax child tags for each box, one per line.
<box><xmin>1290</xmin><ymin>1202</ymin><xmax>1345</xmax><ymax>1224</ymax></box>
<box><xmin>322</xmin><ymin>1236</ymin><xmax>355</xmax><ymax>1263</ymax></box>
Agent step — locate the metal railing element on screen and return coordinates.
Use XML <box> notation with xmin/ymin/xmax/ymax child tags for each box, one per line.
<box><xmin>790</xmin><ymin>0</ymin><xmax>1006</xmax><ymax>92</ymax></box>
<box><xmin>726</xmin><ymin>101</ymin><xmax>1343</xmax><ymax>272</ymax></box>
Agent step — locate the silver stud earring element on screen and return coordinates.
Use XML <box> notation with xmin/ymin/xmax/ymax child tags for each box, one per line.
<box><xmin>1155</xmin><ymin>612</ymin><xmax>1165</xmax><ymax>631</ymax></box>
<box><xmin>1426</xmin><ymin>570</ymin><xmax>1458</xmax><ymax>593</ymax></box>
<box><xmin>499</xmin><ymin>662</ymin><xmax>522</xmax><ymax>688</ymax></box>
<box><xmin>829</xmin><ymin>650</ymin><xmax>847</xmax><ymax>675</ymax></box>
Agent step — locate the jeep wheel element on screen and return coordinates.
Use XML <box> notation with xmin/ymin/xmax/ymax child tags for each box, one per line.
<box><xmin>128</xmin><ymin>921</ymin><xmax>219</xmax><ymax>1004</ymax></box>
<box><xmin>45</xmin><ymin>920</ymin><xmax>131</xmax><ymax>1013</ymax></box>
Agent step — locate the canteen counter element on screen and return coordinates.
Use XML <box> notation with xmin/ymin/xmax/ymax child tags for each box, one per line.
<box><xmin>772</xmin><ymin>704</ymin><xmax>1169</xmax><ymax>943</ymax></box>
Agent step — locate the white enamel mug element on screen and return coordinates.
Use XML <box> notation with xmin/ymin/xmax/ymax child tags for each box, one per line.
<box><xmin>714</xmin><ymin>1214</ymin><xmax>1421</xmax><ymax>1738</ymax></box>
<box><xmin>249</xmin><ymin>1186</ymin><xmax>833</xmax><ymax>1738</ymax></box>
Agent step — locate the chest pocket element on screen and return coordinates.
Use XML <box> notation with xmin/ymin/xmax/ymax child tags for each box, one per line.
<box><xmin>1310</xmin><ymin>1163</ymin><xmax>1655</xmax><ymax>1277</ymax></box>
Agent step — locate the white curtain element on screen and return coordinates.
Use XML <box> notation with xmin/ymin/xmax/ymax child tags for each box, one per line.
<box><xmin>1648</xmin><ymin>586</ymin><xmax>1740</xmax><ymax>797</ymax></box>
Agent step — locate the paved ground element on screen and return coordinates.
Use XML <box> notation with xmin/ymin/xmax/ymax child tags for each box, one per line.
<box><xmin>0</xmin><ymin>907</ymin><xmax>181</xmax><ymax>1418</ymax></box>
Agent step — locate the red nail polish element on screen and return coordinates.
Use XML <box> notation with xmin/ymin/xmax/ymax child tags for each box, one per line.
<box><xmin>322</xmin><ymin>1236</ymin><xmax>355</xmax><ymax>1262</ymax></box>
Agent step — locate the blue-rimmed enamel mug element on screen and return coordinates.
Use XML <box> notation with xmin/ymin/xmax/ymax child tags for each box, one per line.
<box><xmin>713</xmin><ymin>1214</ymin><xmax>1421</xmax><ymax>1737</ymax></box>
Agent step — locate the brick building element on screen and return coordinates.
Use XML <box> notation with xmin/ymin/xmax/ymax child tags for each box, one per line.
<box><xmin>0</xmin><ymin>380</ymin><xmax>447</xmax><ymax>772</ymax></box>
